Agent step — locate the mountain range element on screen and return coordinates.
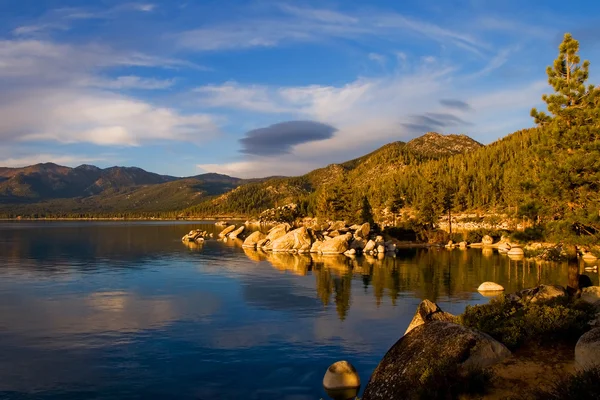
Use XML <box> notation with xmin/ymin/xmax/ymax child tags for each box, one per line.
<box><xmin>0</xmin><ymin>132</ymin><xmax>482</xmax><ymax>217</ymax></box>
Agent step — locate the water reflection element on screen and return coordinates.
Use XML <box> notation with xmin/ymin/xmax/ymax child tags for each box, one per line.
<box><xmin>0</xmin><ymin>222</ymin><xmax>598</xmax><ymax>399</ymax></box>
<box><xmin>243</xmin><ymin>247</ymin><xmax>599</xmax><ymax>315</ymax></box>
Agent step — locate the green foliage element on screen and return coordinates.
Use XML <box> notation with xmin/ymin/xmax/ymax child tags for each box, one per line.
<box><xmin>461</xmin><ymin>296</ymin><xmax>595</xmax><ymax>350</ymax></box>
<box><xmin>413</xmin><ymin>360</ymin><xmax>491</xmax><ymax>400</ymax></box>
<box><xmin>530</xmin><ymin>366</ymin><xmax>600</xmax><ymax>400</ymax></box>
<box><xmin>511</xmin><ymin>226</ymin><xmax>545</xmax><ymax>242</ymax></box>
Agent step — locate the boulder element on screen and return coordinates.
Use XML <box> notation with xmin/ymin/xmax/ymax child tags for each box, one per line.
<box><xmin>355</xmin><ymin>222</ymin><xmax>370</xmax><ymax>239</ymax></box>
<box><xmin>350</xmin><ymin>238</ymin><xmax>366</xmax><ymax>250</ymax></box>
<box><xmin>323</xmin><ymin>361</ymin><xmax>361</xmax><ymax>400</ymax></box>
<box><xmin>458</xmin><ymin>241</ymin><xmax>468</xmax><ymax>249</ymax></box>
<box><xmin>292</xmin><ymin>226</ymin><xmax>313</xmax><ymax>251</ymax></box>
<box><xmin>256</xmin><ymin>238</ymin><xmax>269</xmax><ymax>248</ymax></box>
<box><xmin>385</xmin><ymin>241</ymin><xmax>396</xmax><ymax>253</ymax></box>
<box><xmin>575</xmin><ymin>328</ymin><xmax>600</xmax><ymax>369</ymax></box>
<box><xmin>266</xmin><ymin>224</ymin><xmax>290</xmax><ymax>242</ymax></box>
<box><xmin>404</xmin><ymin>300</ymin><xmax>457</xmax><ymax>335</ymax></box>
<box><xmin>362</xmin><ymin>322</ymin><xmax>510</xmax><ymax>400</ymax></box>
<box><xmin>482</xmin><ymin>235</ymin><xmax>494</xmax><ymax>246</ymax></box>
<box><xmin>310</xmin><ymin>240</ymin><xmax>324</xmax><ymax>253</ymax></box>
<box><xmin>363</xmin><ymin>240</ymin><xmax>376</xmax><ymax>253</ymax></box>
<box><xmin>218</xmin><ymin>225</ymin><xmax>236</xmax><ymax>238</ymax></box>
<box><xmin>519</xmin><ymin>284</ymin><xmax>567</xmax><ymax>303</ymax></box>
<box><xmin>477</xmin><ymin>282</ymin><xmax>505</xmax><ymax>292</ymax></box>
<box><xmin>344</xmin><ymin>249</ymin><xmax>356</xmax><ymax>256</ymax></box>
<box><xmin>320</xmin><ymin>233</ymin><xmax>352</xmax><ymax>254</ymax></box>
<box><xmin>583</xmin><ymin>252</ymin><xmax>598</xmax><ymax>263</ymax></box>
<box><xmin>242</xmin><ymin>231</ymin><xmax>266</xmax><ymax>248</ymax></box>
<box><xmin>497</xmin><ymin>242</ymin><xmax>511</xmax><ymax>253</ymax></box>
<box><xmin>330</xmin><ymin>221</ymin><xmax>347</xmax><ymax>231</ymax></box>
<box><xmin>328</xmin><ymin>230</ymin><xmax>340</xmax><ymax>237</ymax></box>
<box><xmin>228</xmin><ymin>225</ymin><xmax>245</xmax><ymax>239</ymax></box>
<box><xmin>376</xmin><ymin>245</ymin><xmax>385</xmax><ymax>254</ymax></box>
<box><xmin>507</xmin><ymin>246</ymin><xmax>524</xmax><ymax>256</ymax></box>
<box><xmin>581</xmin><ymin>286</ymin><xmax>600</xmax><ymax>305</ymax></box>
<box><xmin>272</xmin><ymin>230</ymin><xmax>296</xmax><ymax>252</ymax></box>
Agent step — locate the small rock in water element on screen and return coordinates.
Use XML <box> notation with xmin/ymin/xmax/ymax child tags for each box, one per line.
<box><xmin>323</xmin><ymin>360</ymin><xmax>360</xmax><ymax>400</ymax></box>
<box><xmin>477</xmin><ymin>282</ymin><xmax>505</xmax><ymax>292</ymax></box>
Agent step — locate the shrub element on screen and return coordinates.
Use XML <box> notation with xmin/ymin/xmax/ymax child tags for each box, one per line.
<box><xmin>461</xmin><ymin>296</ymin><xmax>596</xmax><ymax>350</ymax></box>
<box><xmin>511</xmin><ymin>226</ymin><xmax>545</xmax><ymax>242</ymax></box>
<box><xmin>413</xmin><ymin>359</ymin><xmax>491</xmax><ymax>399</ymax></box>
<box><xmin>530</xmin><ymin>366</ymin><xmax>600</xmax><ymax>400</ymax></box>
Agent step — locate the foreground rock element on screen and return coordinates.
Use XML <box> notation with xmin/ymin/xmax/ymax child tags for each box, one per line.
<box><xmin>362</xmin><ymin>321</ymin><xmax>511</xmax><ymax>400</ymax></box>
<box><xmin>575</xmin><ymin>328</ymin><xmax>600</xmax><ymax>369</ymax></box>
<box><xmin>322</xmin><ymin>361</ymin><xmax>361</xmax><ymax>400</ymax></box>
<box><xmin>581</xmin><ymin>286</ymin><xmax>600</xmax><ymax>306</ymax></box>
<box><xmin>523</xmin><ymin>284</ymin><xmax>567</xmax><ymax>303</ymax></box>
<box><xmin>228</xmin><ymin>225</ymin><xmax>245</xmax><ymax>239</ymax></box>
<box><xmin>405</xmin><ymin>300</ymin><xmax>457</xmax><ymax>335</ymax></box>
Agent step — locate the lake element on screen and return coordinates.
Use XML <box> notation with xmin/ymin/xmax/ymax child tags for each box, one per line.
<box><xmin>0</xmin><ymin>221</ymin><xmax>593</xmax><ymax>400</ymax></box>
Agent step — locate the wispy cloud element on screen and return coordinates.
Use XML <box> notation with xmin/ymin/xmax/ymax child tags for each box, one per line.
<box><xmin>176</xmin><ymin>4</ymin><xmax>489</xmax><ymax>55</ymax></box>
<box><xmin>12</xmin><ymin>3</ymin><xmax>156</xmax><ymax>36</ymax></box>
<box><xmin>81</xmin><ymin>75</ymin><xmax>175</xmax><ymax>90</ymax></box>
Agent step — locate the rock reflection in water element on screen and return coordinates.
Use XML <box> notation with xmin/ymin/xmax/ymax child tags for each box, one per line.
<box><xmin>242</xmin><ymin>248</ymin><xmax>595</xmax><ymax>320</ymax></box>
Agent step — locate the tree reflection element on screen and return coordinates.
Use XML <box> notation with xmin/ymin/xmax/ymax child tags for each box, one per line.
<box><xmin>247</xmin><ymin>248</ymin><xmax>596</xmax><ymax>321</ymax></box>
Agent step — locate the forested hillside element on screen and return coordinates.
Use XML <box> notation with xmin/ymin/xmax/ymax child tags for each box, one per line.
<box><xmin>184</xmin><ymin>34</ymin><xmax>599</xmax><ymax>243</ymax></box>
<box><xmin>2</xmin><ymin>33</ymin><xmax>598</xmax><ymax>246</ymax></box>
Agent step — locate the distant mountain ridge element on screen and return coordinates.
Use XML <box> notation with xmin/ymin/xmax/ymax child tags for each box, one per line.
<box><xmin>0</xmin><ymin>132</ymin><xmax>483</xmax><ymax>217</ymax></box>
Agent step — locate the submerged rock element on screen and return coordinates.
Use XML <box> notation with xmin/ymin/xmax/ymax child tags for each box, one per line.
<box><xmin>362</xmin><ymin>321</ymin><xmax>510</xmax><ymax>400</ymax></box>
<box><xmin>405</xmin><ymin>299</ymin><xmax>457</xmax><ymax>335</ymax></box>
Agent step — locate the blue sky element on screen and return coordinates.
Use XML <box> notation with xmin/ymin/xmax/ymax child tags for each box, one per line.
<box><xmin>1</xmin><ymin>0</ymin><xmax>599</xmax><ymax>178</ymax></box>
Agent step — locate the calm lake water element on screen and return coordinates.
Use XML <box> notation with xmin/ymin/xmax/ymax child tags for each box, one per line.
<box><xmin>0</xmin><ymin>221</ymin><xmax>595</xmax><ymax>400</ymax></box>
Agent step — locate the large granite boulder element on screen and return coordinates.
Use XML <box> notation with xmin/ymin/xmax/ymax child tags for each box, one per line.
<box><xmin>320</xmin><ymin>233</ymin><xmax>352</xmax><ymax>254</ymax></box>
<box><xmin>355</xmin><ymin>222</ymin><xmax>370</xmax><ymax>239</ymax></box>
<box><xmin>523</xmin><ymin>284</ymin><xmax>567</xmax><ymax>303</ymax></box>
<box><xmin>581</xmin><ymin>286</ymin><xmax>600</xmax><ymax>306</ymax></box>
<box><xmin>218</xmin><ymin>225</ymin><xmax>236</xmax><ymax>238</ymax></box>
<box><xmin>271</xmin><ymin>227</ymin><xmax>313</xmax><ymax>252</ymax></box>
<box><xmin>575</xmin><ymin>328</ymin><xmax>600</xmax><ymax>369</ymax></box>
<box><xmin>271</xmin><ymin>230</ymin><xmax>296</xmax><ymax>252</ymax></box>
<box><xmin>266</xmin><ymin>224</ymin><xmax>290</xmax><ymax>242</ymax></box>
<box><xmin>362</xmin><ymin>321</ymin><xmax>510</xmax><ymax>400</ymax></box>
<box><xmin>310</xmin><ymin>240</ymin><xmax>324</xmax><ymax>253</ymax></box>
<box><xmin>404</xmin><ymin>300</ymin><xmax>457</xmax><ymax>335</ymax></box>
<box><xmin>242</xmin><ymin>231</ymin><xmax>266</xmax><ymax>248</ymax></box>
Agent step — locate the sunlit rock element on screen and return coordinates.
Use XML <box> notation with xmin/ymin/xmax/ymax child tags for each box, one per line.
<box><xmin>242</xmin><ymin>231</ymin><xmax>266</xmax><ymax>249</ymax></box>
<box><xmin>218</xmin><ymin>225</ymin><xmax>236</xmax><ymax>238</ymax></box>
<box><xmin>323</xmin><ymin>360</ymin><xmax>360</xmax><ymax>400</ymax></box>
<box><xmin>477</xmin><ymin>282</ymin><xmax>504</xmax><ymax>292</ymax></box>
<box><xmin>228</xmin><ymin>225</ymin><xmax>245</xmax><ymax>239</ymax></box>
<box><xmin>405</xmin><ymin>299</ymin><xmax>457</xmax><ymax>335</ymax></box>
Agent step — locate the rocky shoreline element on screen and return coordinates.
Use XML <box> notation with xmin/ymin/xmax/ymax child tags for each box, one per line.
<box><xmin>324</xmin><ymin>281</ymin><xmax>600</xmax><ymax>399</ymax></box>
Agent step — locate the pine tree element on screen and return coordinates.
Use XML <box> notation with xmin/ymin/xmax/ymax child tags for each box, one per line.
<box><xmin>531</xmin><ymin>33</ymin><xmax>600</xmax><ymax>237</ymax></box>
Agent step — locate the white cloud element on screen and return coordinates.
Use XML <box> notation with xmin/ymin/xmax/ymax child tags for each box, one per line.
<box><xmin>368</xmin><ymin>52</ymin><xmax>386</xmax><ymax>66</ymax></box>
<box><xmin>81</xmin><ymin>75</ymin><xmax>175</xmax><ymax>90</ymax></box>
<box><xmin>194</xmin><ymin>81</ymin><xmax>292</xmax><ymax>113</ymax></box>
<box><xmin>176</xmin><ymin>5</ymin><xmax>489</xmax><ymax>55</ymax></box>
<box><xmin>0</xmin><ymin>39</ymin><xmax>218</xmax><ymax>147</ymax></box>
<box><xmin>193</xmin><ymin>59</ymin><xmax>545</xmax><ymax>178</ymax></box>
